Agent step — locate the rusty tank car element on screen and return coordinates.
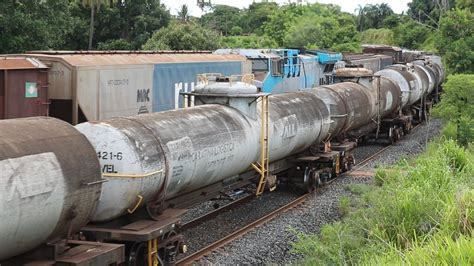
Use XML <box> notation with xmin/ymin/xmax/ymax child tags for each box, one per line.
<box><xmin>0</xmin><ymin>54</ymin><xmax>444</xmax><ymax>265</ymax></box>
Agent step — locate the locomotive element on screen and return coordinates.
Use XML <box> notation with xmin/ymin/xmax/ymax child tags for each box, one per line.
<box><xmin>0</xmin><ymin>54</ymin><xmax>443</xmax><ymax>265</ymax></box>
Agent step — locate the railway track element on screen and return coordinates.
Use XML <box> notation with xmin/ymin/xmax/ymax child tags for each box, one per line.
<box><xmin>176</xmin><ymin>130</ymin><xmax>416</xmax><ymax>265</ymax></box>
<box><xmin>180</xmin><ymin>194</ymin><xmax>255</xmax><ymax>231</ymax></box>
<box><xmin>177</xmin><ymin>193</ymin><xmax>309</xmax><ymax>265</ymax></box>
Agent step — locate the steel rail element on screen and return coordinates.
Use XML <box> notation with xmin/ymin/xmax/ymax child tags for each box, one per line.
<box><xmin>177</xmin><ymin>124</ymin><xmax>422</xmax><ymax>264</ymax></box>
<box><xmin>347</xmin><ymin>123</ymin><xmax>421</xmax><ymax>174</ymax></box>
<box><xmin>180</xmin><ymin>194</ymin><xmax>255</xmax><ymax>231</ymax></box>
<box><xmin>176</xmin><ymin>193</ymin><xmax>309</xmax><ymax>265</ymax></box>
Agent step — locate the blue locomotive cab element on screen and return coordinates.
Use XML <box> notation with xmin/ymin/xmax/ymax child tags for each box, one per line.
<box><xmin>214</xmin><ymin>48</ymin><xmax>342</xmax><ymax>93</ymax></box>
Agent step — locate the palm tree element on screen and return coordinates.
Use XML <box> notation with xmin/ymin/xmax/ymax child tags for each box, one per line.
<box><xmin>177</xmin><ymin>4</ymin><xmax>190</xmax><ymax>22</ymax></box>
<box><xmin>354</xmin><ymin>4</ymin><xmax>365</xmax><ymax>32</ymax></box>
<box><xmin>78</xmin><ymin>0</ymin><xmax>118</xmax><ymax>50</ymax></box>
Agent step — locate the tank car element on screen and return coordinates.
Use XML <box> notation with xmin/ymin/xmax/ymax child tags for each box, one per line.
<box><xmin>0</xmin><ymin>56</ymin><xmax>444</xmax><ymax>265</ymax></box>
<box><xmin>0</xmin><ymin>117</ymin><xmax>124</xmax><ymax>264</ymax></box>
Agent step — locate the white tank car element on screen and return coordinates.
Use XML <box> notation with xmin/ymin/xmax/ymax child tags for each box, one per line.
<box><xmin>76</xmin><ymin>81</ymin><xmax>332</xmax><ymax>222</ymax></box>
<box><xmin>0</xmin><ymin>117</ymin><xmax>101</xmax><ymax>260</ymax></box>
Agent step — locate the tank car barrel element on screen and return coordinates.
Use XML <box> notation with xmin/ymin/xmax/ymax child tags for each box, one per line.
<box><xmin>0</xmin><ymin>117</ymin><xmax>101</xmax><ymax>260</ymax></box>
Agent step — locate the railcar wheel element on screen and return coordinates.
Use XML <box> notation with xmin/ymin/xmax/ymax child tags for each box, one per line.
<box><xmin>306</xmin><ymin>171</ymin><xmax>319</xmax><ymax>193</ymax></box>
<box><xmin>128</xmin><ymin>242</ymin><xmax>148</xmax><ymax>266</ymax></box>
<box><xmin>344</xmin><ymin>157</ymin><xmax>354</xmax><ymax>171</ymax></box>
<box><xmin>404</xmin><ymin>122</ymin><xmax>412</xmax><ymax>135</ymax></box>
<box><xmin>159</xmin><ymin>230</ymin><xmax>185</xmax><ymax>266</ymax></box>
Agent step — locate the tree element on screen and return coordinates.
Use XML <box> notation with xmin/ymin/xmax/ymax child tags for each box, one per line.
<box><xmin>394</xmin><ymin>18</ymin><xmax>432</xmax><ymax>49</ymax></box>
<box><xmin>408</xmin><ymin>0</ymin><xmax>456</xmax><ymax>29</ymax></box>
<box><xmin>434</xmin><ymin>74</ymin><xmax>474</xmax><ymax>145</ymax></box>
<box><xmin>177</xmin><ymin>4</ymin><xmax>190</xmax><ymax>22</ymax></box>
<box><xmin>239</xmin><ymin>2</ymin><xmax>278</xmax><ymax>34</ymax></box>
<box><xmin>436</xmin><ymin>8</ymin><xmax>474</xmax><ymax>73</ymax></box>
<box><xmin>142</xmin><ymin>21</ymin><xmax>220</xmax><ymax>50</ymax></box>
<box><xmin>284</xmin><ymin>16</ymin><xmax>338</xmax><ymax>49</ymax></box>
<box><xmin>78</xmin><ymin>0</ymin><xmax>118</xmax><ymax>50</ymax></box>
<box><xmin>79</xmin><ymin>0</ymin><xmax>171</xmax><ymax>49</ymax></box>
<box><xmin>200</xmin><ymin>5</ymin><xmax>241</xmax><ymax>36</ymax></box>
<box><xmin>382</xmin><ymin>14</ymin><xmax>401</xmax><ymax>28</ymax></box>
<box><xmin>115</xmin><ymin>0</ymin><xmax>170</xmax><ymax>48</ymax></box>
<box><xmin>456</xmin><ymin>0</ymin><xmax>474</xmax><ymax>10</ymax></box>
<box><xmin>265</xmin><ymin>3</ymin><xmax>358</xmax><ymax>50</ymax></box>
<box><xmin>356</xmin><ymin>3</ymin><xmax>395</xmax><ymax>30</ymax></box>
<box><xmin>355</xmin><ymin>4</ymin><xmax>365</xmax><ymax>31</ymax></box>
<box><xmin>0</xmin><ymin>0</ymin><xmax>76</xmax><ymax>53</ymax></box>
<box><xmin>262</xmin><ymin>3</ymin><xmax>306</xmax><ymax>46</ymax></box>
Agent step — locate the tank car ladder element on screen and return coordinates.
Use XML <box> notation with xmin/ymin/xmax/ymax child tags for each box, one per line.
<box><xmin>251</xmin><ymin>95</ymin><xmax>272</xmax><ymax>196</ymax></box>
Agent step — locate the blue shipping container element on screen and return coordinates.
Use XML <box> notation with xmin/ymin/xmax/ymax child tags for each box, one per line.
<box><xmin>152</xmin><ymin>62</ymin><xmax>243</xmax><ymax>112</ymax></box>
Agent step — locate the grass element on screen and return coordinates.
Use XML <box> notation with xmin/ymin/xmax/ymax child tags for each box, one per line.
<box><xmin>291</xmin><ymin>138</ymin><xmax>473</xmax><ymax>265</ymax></box>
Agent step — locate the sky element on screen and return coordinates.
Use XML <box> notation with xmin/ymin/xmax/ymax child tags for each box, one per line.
<box><xmin>161</xmin><ymin>0</ymin><xmax>411</xmax><ymax>17</ymax></box>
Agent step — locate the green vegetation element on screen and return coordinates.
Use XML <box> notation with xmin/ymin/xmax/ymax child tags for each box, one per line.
<box><xmin>292</xmin><ymin>138</ymin><xmax>474</xmax><ymax>265</ymax></box>
<box><xmin>221</xmin><ymin>35</ymin><xmax>276</xmax><ymax>49</ymax></box>
<box><xmin>0</xmin><ymin>1</ymin><xmax>471</xmax><ymax>264</ymax></box>
<box><xmin>142</xmin><ymin>21</ymin><xmax>220</xmax><ymax>50</ymax></box>
<box><xmin>436</xmin><ymin>8</ymin><xmax>474</xmax><ymax>74</ymax></box>
<box><xmin>292</xmin><ymin>44</ymin><xmax>473</xmax><ymax>263</ymax></box>
<box><xmin>393</xmin><ymin>18</ymin><xmax>433</xmax><ymax>50</ymax></box>
<box><xmin>0</xmin><ymin>1</ymin><xmax>472</xmax><ymax>74</ymax></box>
<box><xmin>0</xmin><ymin>0</ymin><xmax>170</xmax><ymax>52</ymax></box>
<box><xmin>355</xmin><ymin>3</ymin><xmax>396</xmax><ymax>31</ymax></box>
<box><xmin>434</xmin><ymin>74</ymin><xmax>474</xmax><ymax>146</ymax></box>
<box><xmin>360</xmin><ymin>28</ymin><xmax>395</xmax><ymax>45</ymax></box>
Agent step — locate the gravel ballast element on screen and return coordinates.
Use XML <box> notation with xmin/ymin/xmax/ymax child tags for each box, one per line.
<box><xmin>197</xmin><ymin>118</ymin><xmax>443</xmax><ymax>265</ymax></box>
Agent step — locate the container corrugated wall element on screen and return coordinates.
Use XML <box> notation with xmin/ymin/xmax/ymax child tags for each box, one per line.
<box><xmin>76</xmin><ymin>64</ymin><xmax>154</xmax><ymax>121</ymax></box>
<box><xmin>20</xmin><ymin>53</ymin><xmax>249</xmax><ymax>124</ymax></box>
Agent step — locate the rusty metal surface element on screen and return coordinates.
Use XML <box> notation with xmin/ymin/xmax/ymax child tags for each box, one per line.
<box><xmin>317</xmin><ymin>82</ymin><xmax>375</xmax><ymax>136</ymax></box>
<box><xmin>76</xmin><ymin>104</ymin><xmax>260</xmax><ymax>222</ymax></box>
<box><xmin>266</xmin><ymin>91</ymin><xmax>331</xmax><ymax>161</ymax></box>
<box><xmin>24</xmin><ymin>53</ymin><xmax>247</xmax><ymax>66</ymax></box>
<box><xmin>387</xmin><ymin>65</ymin><xmax>423</xmax><ymax>106</ymax></box>
<box><xmin>177</xmin><ymin>136</ymin><xmax>412</xmax><ymax>265</ymax></box>
<box><xmin>0</xmin><ymin>57</ymin><xmax>49</xmax><ymax>119</ymax></box>
<box><xmin>413</xmin><ymin>60</ymin><xmax>436</xmax><ymax>94</ymax></box>
<box><xmin>362</xmin><ymin>45</ymin><xmax>403</xmax><ymax>62</ymax></box>
<box><xmin>76</xmin><ymin>89</ymin><xmax>331</xmax><ymax>223</ymax></box>
<box><xmin>82</xmin><ymin>209</ymin><xmax>186</xmax><ymax>242</ymax></box>
<box><xmin>54</xmin><ymin>240</ymin><xmax>124</xmax><ymax>265</ymax></box>
<box><xmin>0</xmin><ymin>117</ymin><xmax>101</xmax><ymax>260</ymax></box>
<box><xmin>0</xmin><ymin>67</ymin><xmax>49</xmax><ymax>119</ymax></box>
<box><xmin>27</xmin><ymin>50</ymin><xmax>213</xmax><ymax>55</ymax></box>
<box><xmin>0</xmin><ymin>72</ymin><xmax>3</xmax><ymax>118</ymax></box>
<box><xmin>0</xmin><ymin>57</ymin><xmax>48</xmax><ymax>70</ymax></box>
<box><xmin>377</xmin><ymin>76</ymin><xmax>402</xmax><ymax>117</ymax></box>
<box><xmin>412</xmin><ymin>63</ymin><xmax>430</xmax><ymax>96</ymax></box>
<box><xmin>20</xmin><ymin>53</ymin><xmax>248</xmax><ymax>124</ymax></box>
<box><xmin>334</xmin><ymin>67</ymin><xmax>373</xmax><ymax>77</ymax></box>
<box><xmin>376</xmin><ymin>67</ymin><xmax>412</xmax><ymax>108</ymax></box>
<box><xmin>342</xmin><ymin>53</ymin><xmax>393</xmax><ymax>73</ymax></box>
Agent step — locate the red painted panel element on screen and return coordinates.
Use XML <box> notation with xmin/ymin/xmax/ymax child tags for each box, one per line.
<box><xmin>3</xmin><ymin>69</ymin><xmax>48</xmax><ymax>119</ymax></box>
<box><xmin>0</xmin><ymin>71</ymin><xmax>4</xmax><ymax>119</ymax></box>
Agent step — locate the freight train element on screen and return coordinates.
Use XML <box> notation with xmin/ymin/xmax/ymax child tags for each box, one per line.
<box><xmin>0</xmin><ymin>53</ymin><xmax>443</xmax><ymax>265</ymax></box>
<box><xmin>3</xmin><ymin>49</ymin><xmax>341</xmax><ymax>124</ymax></box>
<box><xmin>3</xmin><ymin>47</ymin><xmax>434</xmax><ymax>125</ymax></box>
